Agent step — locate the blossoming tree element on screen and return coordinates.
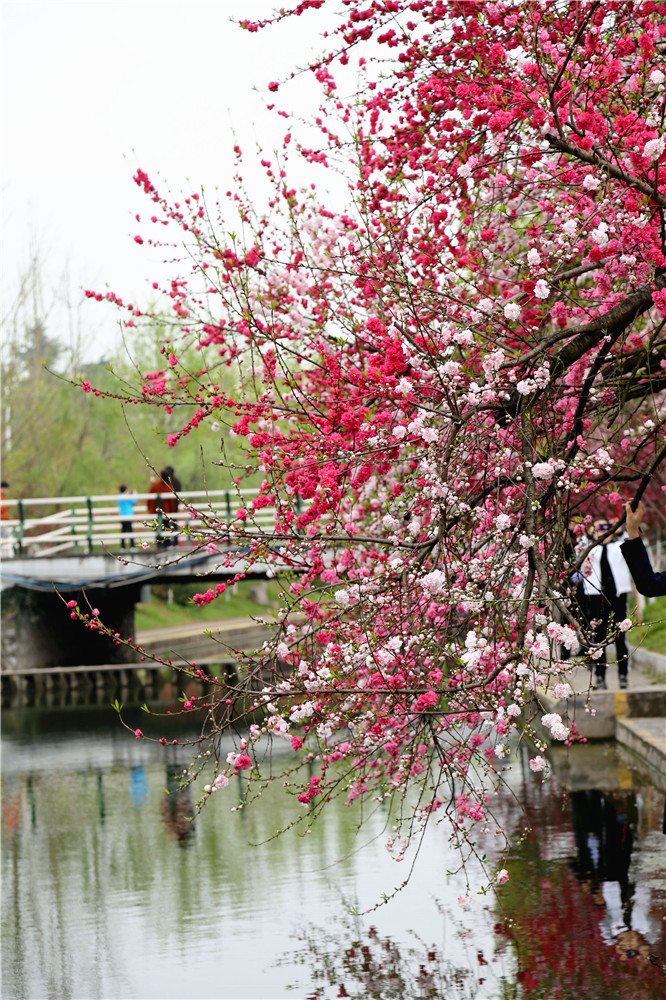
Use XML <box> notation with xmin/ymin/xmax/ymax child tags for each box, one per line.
<box><xmin>76</xmin><ymin>0</ymin><xmax>666</xmax><ymax>889</ymax></box>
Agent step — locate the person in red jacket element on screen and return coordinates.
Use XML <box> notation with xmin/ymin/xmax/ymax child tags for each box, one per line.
<box><xmin>147</xmin><ymin>469</ymin><xmax>179</xmax><ymax>546</ymax></box>
<box><xmin>621</xmin><ymin>500</ymin><xmax>666</xmax><ymax>598</ymax></box>
<box><xmin>0</xmin><ymin>481</ymin><xmax>10</xmax><ymax>522</ymax></box>
<box><xmin>0</xmin><ymin>481</ymin><xmax>11</xmax><ymax>556</ymax></box>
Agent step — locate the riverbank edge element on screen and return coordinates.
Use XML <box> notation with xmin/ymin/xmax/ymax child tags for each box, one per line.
<box><xmin>533</xmin><ymin>643</ymin><xmax>666</xmax><ymax>772</ymax></box>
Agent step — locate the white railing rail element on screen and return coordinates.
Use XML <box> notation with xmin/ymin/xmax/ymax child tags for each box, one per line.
<box><xmin>0</xmin><ymin>489</ymin><xmax>295</xmax><ymax>558</ymax></box>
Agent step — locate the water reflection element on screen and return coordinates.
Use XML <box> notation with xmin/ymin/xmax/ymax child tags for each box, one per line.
<box><xmin>161</xmin><ymin>766</ymin><xmax>195</xmax><ymax>844</ymax></box>
<box><xmin>285</xmin><ymin>908</ymin><xmax>484</xmax><ymax>999</ymax></box>
<box><xmin>1</xmin><ymin>707</ymin><xmax>665</xmax><ymax>999</ymax></box>
<box><xmin>570</xmin><ymin>789</ymin><xmax>643</xmax><ymax>946</ymax></box>
<box><xmin>492</xmin><ymin>744</ymin><xmax>666</xmax><ymax>1000</ymax></box>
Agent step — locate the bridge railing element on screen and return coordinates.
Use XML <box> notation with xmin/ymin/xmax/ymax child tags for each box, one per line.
<box><xmin>0</xmin><ymin>489</ymin><xmax>292</xmax><ymax>557</ymax></box>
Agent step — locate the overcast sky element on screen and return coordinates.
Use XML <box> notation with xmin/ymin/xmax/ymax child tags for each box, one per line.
<box><xmin>2</xmin><ymin>1</ymin><xmax>345</xmax><ymax>361</ymax></box>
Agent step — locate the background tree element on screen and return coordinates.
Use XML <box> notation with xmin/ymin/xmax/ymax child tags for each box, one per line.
<box><xmin>0</xmin><ymin>258</ymin><xmax>249</xmax><ymax>497</ymax></box>
<box><xmin>76</xmin><ymin>0</ymin><xmax>665</xmax><ymax>892</ymax></box>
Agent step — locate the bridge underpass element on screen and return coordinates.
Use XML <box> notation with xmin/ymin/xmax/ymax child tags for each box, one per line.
<box><xmin>0</xmin><ymin>542</ymin><xmax>286</xmax><ymax>671</ymax></box>
<box><xmin>0</xmin><ymin>546</ymin><xmax>278</xmax><ymax>670</ymax></box>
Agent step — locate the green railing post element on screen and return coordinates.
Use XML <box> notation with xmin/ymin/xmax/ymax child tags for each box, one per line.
<box><xmin>156</xmin><ymin>496</ymin><xmax>164</xmax><ymax>545</ymax></box>
<box><xmin>86</xmin><ymin>497</ymin><xmax>94</xmax><ymax>553</ymax></box>
<box><xmin>225</xmin><ymin>491</ymin><xmax>232</xmax><ymax>541</ymax></box>
<box><xmin>14</xmin><ymin>499</ymin><xmax>25</xmax><ymax>554</ymax></box>
<box><xmin>71</xmin><ymin>507</ymin><xmax>79</xmax><ymax>554</ymax></box>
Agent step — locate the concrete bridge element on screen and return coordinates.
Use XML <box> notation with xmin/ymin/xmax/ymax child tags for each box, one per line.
<box><xmin>0</xmin><ymin>489</ymin><xmax>286</xmax><ymax>670</ymax></box>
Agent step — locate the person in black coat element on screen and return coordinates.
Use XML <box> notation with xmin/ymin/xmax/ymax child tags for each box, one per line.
<box><xmin>621</xmin><ymin>501</ymin><xmax>666</xmax><ymax>597</ymax></box>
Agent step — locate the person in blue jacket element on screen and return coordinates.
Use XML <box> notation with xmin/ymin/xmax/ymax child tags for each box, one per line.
<box><xmin>621</xmin><ymin>500</ymin><xmax>666</xmax><ymax>597</ymax></box>
<box><xmin>116</xmin><ymin>484</ymin><xmax>138</xmax><ymax>549</ymax></box>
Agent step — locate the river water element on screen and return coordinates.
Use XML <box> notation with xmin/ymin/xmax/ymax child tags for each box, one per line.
<box><xmin>2</xmin><ymin>702</ymin><xmax>665</xmax><ymax>1000</ymax></box>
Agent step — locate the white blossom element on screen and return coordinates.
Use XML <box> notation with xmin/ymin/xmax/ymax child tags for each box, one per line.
<box><xmin>643</xmin><ymin>135</ymin><xmax>665</xmax><ymax>159</ymax></box>
<box><xmin>516</xmin><ymin>378</ymin><xmax>536</xmax><ymax>395</ymax></box>
<box><xmin>532</xmin><ymin>461</ymin><xmax>555</xmax><ymax>480</ymax></box>
<box><xmin>551</xmin><ymin>721</ymin><xmax>570</xmax><ymax>741</ymax></box>
<box><xmin>420</xmin><ymin>570</ymin><xmax>447</xmax><ymax>596</ymax></box>
<box><xmin>589</xmin><ymin>224</ymin><xmax>608</xmax><ymax>247</ymax></box>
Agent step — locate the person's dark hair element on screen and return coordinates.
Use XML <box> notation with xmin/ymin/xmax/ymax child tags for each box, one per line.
<box><xmin>1</xmin><ymin>481</ymin><xmax>8</xmax><ymax>488</ymax></box>
<box><xmin>119</xmin><ymin>484</ymin><xmax>128</xmax><ymax>492</ymax></box>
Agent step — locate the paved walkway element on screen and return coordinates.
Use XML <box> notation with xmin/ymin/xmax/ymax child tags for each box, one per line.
<box><xmin>536</xmin><ymin>643</ymin><xmax>666</xmax><ymax>772</ymax></box>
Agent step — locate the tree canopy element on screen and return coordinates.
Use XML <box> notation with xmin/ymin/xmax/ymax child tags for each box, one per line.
<box><xmin>76</xmin><ymin>0</ymin><xmax>665</xmax><ymax>892</ymax></box>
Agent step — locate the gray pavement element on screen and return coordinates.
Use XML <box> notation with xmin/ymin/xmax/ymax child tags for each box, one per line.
<box><xmin>535</xmin><ymin>642</ymin><xmax>666</xmax><ymax>772</ymax></box>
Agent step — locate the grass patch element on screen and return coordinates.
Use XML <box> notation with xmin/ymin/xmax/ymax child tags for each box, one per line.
<box><xmin>135</xmin><ymin>579</ymin><xmax>284</xmax><ymax>632</ymax></box>
<box><xmin>632</xmin><ymin>593</ymin><xmax>666</xmax><ymax>656</ymax></box>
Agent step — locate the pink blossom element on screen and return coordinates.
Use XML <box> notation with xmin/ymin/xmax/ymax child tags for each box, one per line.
<box><xmin>552</xmin><ymin>682</ymin><xmax>573</xmax><ymax>699</ymax></box>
